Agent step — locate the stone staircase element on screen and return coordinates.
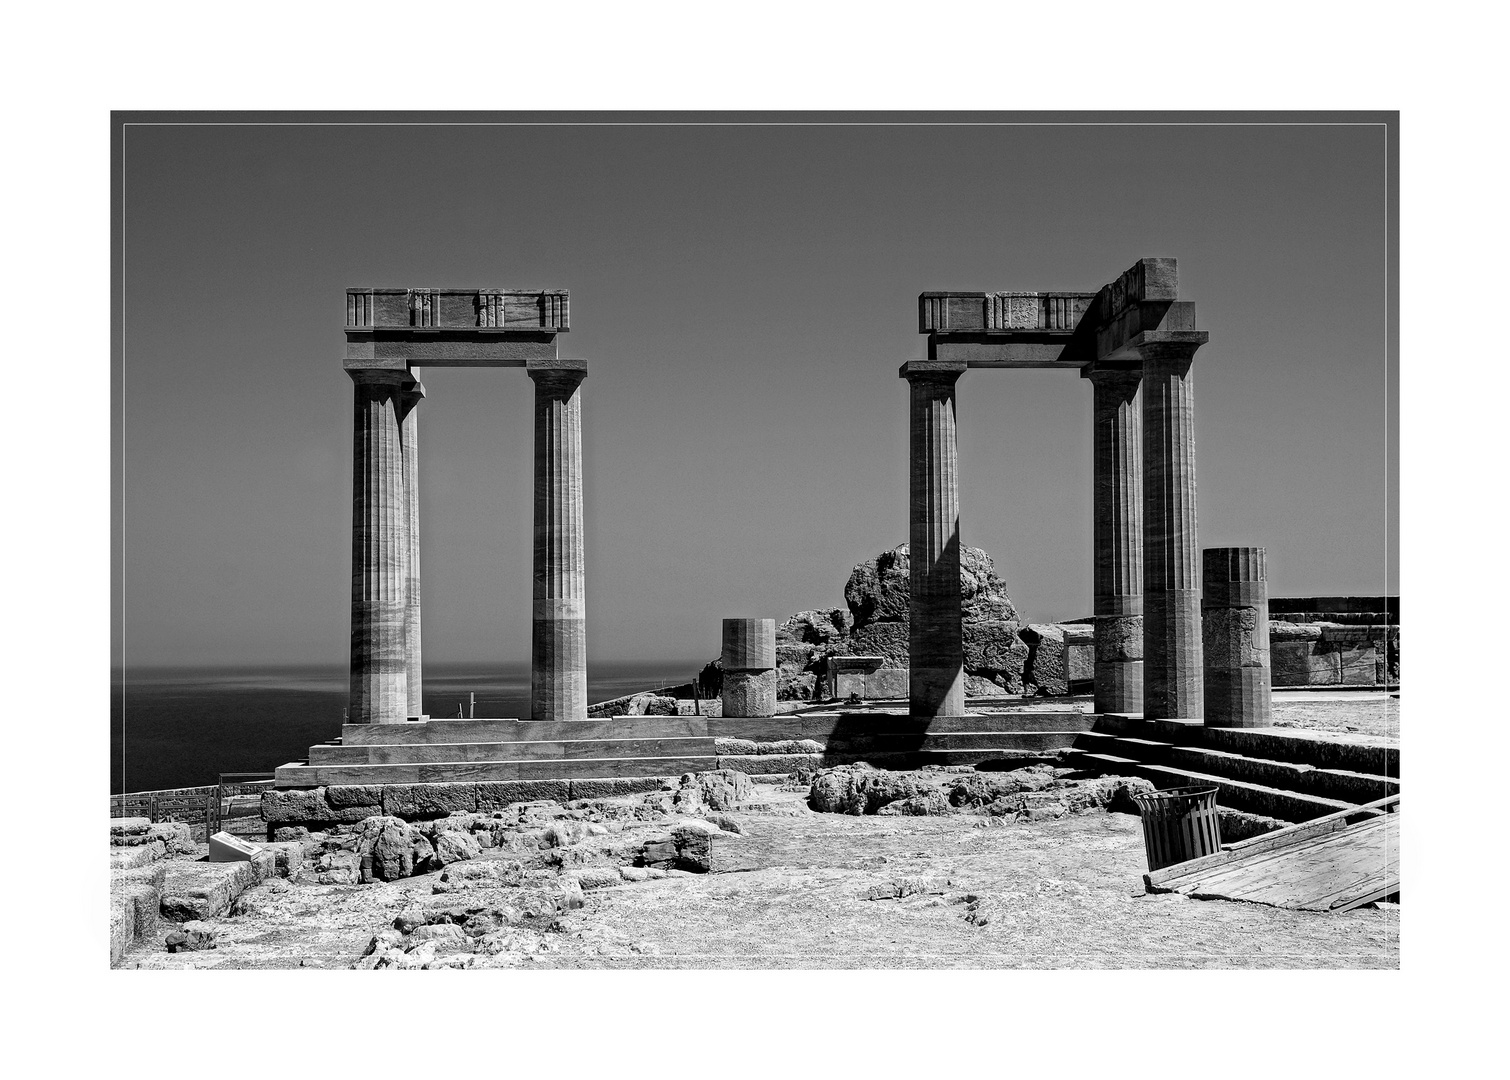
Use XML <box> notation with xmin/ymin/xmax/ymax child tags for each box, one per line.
<box><xmin>274</xmin><ymin>711</ymin><xmax>1098</xmax><ymax>788</ymax></box>
<box><xmin>1065</xmin><ymin>714</ymin><xmax>1398</xmax><ymax>824</ymax></box>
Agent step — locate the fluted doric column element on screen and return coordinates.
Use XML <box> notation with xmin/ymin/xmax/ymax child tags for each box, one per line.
<box><xmin>901</xmin><ymin>360</ymin><xmax>967</xmax><ymax>718</ymax></box>
<box><xmin>1202</xmin><ymin>547</ymin><xmax>1272</xmax><ymax>728</ymax></box>
<box><xmin>1139</xmin><ymin>339</ymin><xmax>1205</xmax><ymax>719</ymax></box>
<box><xmin>1084</xmin><ymin>363</ymin><xmax>1144</xmax><ymax>714</ymax></box>
<box><xmin>349</xmin><ymin>371</ymin><xmax>410</xmax><ymax>725</ymax></box>
<box><xmin>527</xmin><ymin>359</ymin><xmax>588</xmax><ymax>722</ymax></box>
<box><xmin>398</xmin><ymin>377</ymin><xmax>425</xmax><ymax>720</ymax></box>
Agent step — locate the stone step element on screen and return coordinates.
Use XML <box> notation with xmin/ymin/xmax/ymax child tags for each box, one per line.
<box><xmin>1093</xmin><ymin>714</ymin><xmax>1398</xmax><ymax>776</ymax></box>
<box><xmin>823</xmin><ymin>731</ymin><xmax>1084</xmax><ymax>754</ymax></box>
<box><xmin>1162</xmin><ymin>745</ymin><xmax>1397</xmax><ymax>806</ymax></box>
<box><xmin>1074</xmin><ymin>732</ymin><xmax>1397</xmax><ymax>806</ymax></box>
<box><xmin>308</xmin><ymin>736</ymin><xmax>719</xmax><ymax>766</ymax></box>
<box><xmin>338</xmin><ymin>712</ymin><xmax>1097</xmax><ymax>746</ymax></box>
<box><xmin>275</xmin><ymin>756</ymin><xmax>723</xmax><ymax>788</ymax></box>
<box><xmin>1063</xmin><ymin>750</ymin><xmax>1355</xmax><ymax>823</ymax></box>
<box><xmin>311</xmin><ymin>729</ymin><xmax>1086</xmax><ymax>766</ymax></box>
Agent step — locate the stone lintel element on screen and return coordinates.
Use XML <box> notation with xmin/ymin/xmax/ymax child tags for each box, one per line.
<box><xmin>930</xmin><ymin>337</ymin><xmax>1076</xmax><ymax>367</ymax></box>
<box><xmin>345</xmin><ymin>331</ymin><xmax>560</xmax><ymax>368</ymax></box>
<box><xmin>346</xmin><ymin>288</ymin><xmax>569</xmax><ymax>332</ymax></box>
<box><xmin>898</xmin><ymin>359</ymin><xmax>968</xmax><ymax>381</ymax></box>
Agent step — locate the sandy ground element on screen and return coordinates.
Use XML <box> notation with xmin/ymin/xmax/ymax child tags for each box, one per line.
<box><xmin>1268</xmin><ymin>692</ymin><xmax>1399</xmax><ymax>740</ymax></box>
<box><xmin>120</xmin><ymin>783</ymin><xmax>1397</xmax><ymax>971</ymax></box>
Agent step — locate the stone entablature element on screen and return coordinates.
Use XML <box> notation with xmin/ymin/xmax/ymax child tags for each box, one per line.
<box><xmin>345</xmin><ymin>287</ymin><xmax>570</xmax><ymax>370</ymax></box>
<box><xmin>345</xmin><ymin>288</ymin><xmax>569</xmax><ymax>331</ymax></box>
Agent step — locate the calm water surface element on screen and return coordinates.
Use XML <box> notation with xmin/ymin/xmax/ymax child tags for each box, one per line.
<box><xmin>111</xmin><ymin>661</ymin><xmax>709</xmax><ymax>794</ymax></box>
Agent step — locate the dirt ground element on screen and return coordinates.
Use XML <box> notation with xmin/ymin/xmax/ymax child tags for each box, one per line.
<box><xmin>120</xmin><ymin>781</ymin><xmax>1397</xmax><ymax>971</ymax></box>
<box><xmin>1267</xmin><ymin>692</ymin><xmax>1399</xmax><ymax>739</ymax></box>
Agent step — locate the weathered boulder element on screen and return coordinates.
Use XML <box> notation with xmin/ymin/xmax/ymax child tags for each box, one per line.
<box><xmin>673</xmin><ymin>769</ymin><xmax>751</xmax><ymax>812</ymax></box>
<box><xmin>431</xmin><ymin>830</ymin><xmax>482</xmax><ymax>868</ymax></box>
<box><xmin>355</xmin><ymin>816</ymin><xmax>434</xmax><ymax>882</ymax></box>
<box><xmin>625</xmin><ymin>693</ymin><xmax>679</xmax><ymax>716</ymax></box>
<box><xmin>808</xmin><ymin>763</ymin><xmax>932</xmax><ymax>815</ymax></box>
<box><xmin>165</xmin><ymin>921</ymin><xmax>216</xmax><ymax>953</ymax></box>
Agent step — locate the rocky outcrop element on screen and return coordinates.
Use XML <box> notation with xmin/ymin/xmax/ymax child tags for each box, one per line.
<box><xmin>771</xmin><ymin>544</ymin><xmax>1039</xmax><ymax>699</ymax></box>
<box><xmin>808</xmin><ymin>762</ymin><xmax>1153</xmax><ymax>820</ymax></box>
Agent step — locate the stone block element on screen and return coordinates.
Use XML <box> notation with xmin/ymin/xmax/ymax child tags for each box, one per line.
<box><xmin>161</xmin><ymin>853</ymin><xmax>276</xmax><ymax>922</ymax></box>
<box><xmin>381</xmin><ymin>782</ymin><xmax>479</xmax><ymax>819</ymax></box>
<box><xmin>1271</xmin><ymin>640</ymin><xmax>1338</xmax><ymax>686</ymax></box>
<box><xmin>260</xmin><ymin>841</ymin><xmax>306</xmax><ymax>877</ymax></box>
<box><xmin>109</xmin><ymin>842</ymin><xmax>166</xmax><ymax>871</ymax></box>
<box><xmin>1020</xmin><ymin>624</ymin><xmax>1067</xmax><ymax>694</ymax></box>
<box><xmin>325</xmin><ymin>784</ymin><xmax>384</xmax><ymax>810</ymax></box>
<box><xmin>475</xmin><ymin>779</ymin><xmax>570</xmax><ymax>810</ymax></box>
<box><xmin>568</xmin><ymin>777</ymin><xmax>663</xmax><ymax>800</ymax></box>
<box><xmin>1065</xmin><ymin>643</ymin><xmax>1095</xmax><ymax>682</ymax></box>
<box><xmin>147</xmin><ymin>821</ymin><xmax>195</xmax><ymax>854</ymax></box>
<box><xmin>110</xmin><ymin>817</ymin><xmax>152</xmax><ymax>843</ymax></box>
<box><xmin>110</xmin><ymin>897</ymin><xmax>132</xmax><ymax>965</ymax></box>
<box><xmin>722</xmin><ymin>669</ymin><xmax>778</xmax><ymax>718</ymax></box>
<box><xmin>865</xmin><ymin>666</ymin><xmax>910</xmax><ymax>700</ymax></box>
<box><xmin>1338</xmin><ymin>642</ymin><xmax>1380</xmax><ymax>685</ymax></box>
<box><xmin>716</xmin><ymin>754</ymin><xmax>823</xmax><ymax>776</ymax></box>
<box><xmin>119</xmin><ymin>883</ymin><xmax>160</xmax><ymax>943</ymax></box>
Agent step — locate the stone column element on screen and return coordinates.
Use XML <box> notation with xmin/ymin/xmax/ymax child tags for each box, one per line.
<box><xmin>398</xmin><ymin>377</ymin><xmax>425</xmax><ymax>720</ymax></box>
<box><xmin>721</xmin><ymin>619</ymin><xmax>777</xmax><ymax>717</ymax></box>
<box><xmin>349</xmin><ymin>372</ymin><xmax>410</xmax><ymax>725</ymax></box>
<box><xmin>1139</xmin><ymin>340</ymin><xmax>1205</xmax><ymax>719</ymax></box>
<box><xmin>1084</xmin><ymin>364</ymin><xmax>1144</xmax><ymax>713</ymax></box>
<box><xmin>527</xmin><ymin>360</ymin><xmax>588</xmax><ymax>722</ymax></box>
<box><xmin>901</xmin><ymin>361</ymin><xmax>967</xmax><ymax>718</ymax></box>
<box><xmin>1202</xmin><ymin>547</ymin><xmax>1272</xmax><ymax>728</ymax></box>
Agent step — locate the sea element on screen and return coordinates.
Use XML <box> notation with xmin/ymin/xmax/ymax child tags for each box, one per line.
<box><xmin>111</xmin><ymin>661</ymin><xmax>708</xmax><ymax>795</ymax></box>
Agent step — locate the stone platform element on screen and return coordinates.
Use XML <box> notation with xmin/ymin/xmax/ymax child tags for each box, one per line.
<box><xmin>274</xmin><ymin>711</ymin><xmax>1098</xmax><ymax>790</ymax></box>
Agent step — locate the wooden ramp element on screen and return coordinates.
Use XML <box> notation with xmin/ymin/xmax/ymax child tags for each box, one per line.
<box><xmin>1144</xmin><ymin>796</ymin><xmax>1399</xmax><ymax>912</ymax></box>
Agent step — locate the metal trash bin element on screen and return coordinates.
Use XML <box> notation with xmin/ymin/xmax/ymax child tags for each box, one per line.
<box><xmin>1132</xmin><ymin>785</ymin><xmax>1223</xmax><ymax>872</ymax></box>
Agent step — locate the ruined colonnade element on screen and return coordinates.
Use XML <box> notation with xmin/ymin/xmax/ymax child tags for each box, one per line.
<box><xmin>907</xmin><ymin>259</ymin><xmax>1210</xmax><ymax>722</ymax></box>
<box><xmin>344</xmin><ymin>288</ymin><xmax>587</xmax><ymax>725</ymax></box>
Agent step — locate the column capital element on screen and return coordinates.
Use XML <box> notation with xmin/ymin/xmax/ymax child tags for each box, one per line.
<box><xmin>899</xmin><ymin>359</ymin><xmax>967</xmax><ymax>382</ymax></box>
<box><xmin>1122</xmin><ymin>331</ymin><xmax>1209</xmax><ymax>365</ymax></box>
<box><xmin>347</xmin><ymin>365</ymin><xmax>412</xmax><ymax>386</ymax></box>
<box><xmin>1079</xmin><ymin>360</ymin><xmax>1143</xmax><ymax>383</ymax></box>
<box><xmin>399</xmin><ymin>376</ymin><xmax>426</xmax><ymax>402</ymax></box>
<box><xmin>526</xmin><ymin>358</ymin><xmax>588</xmax><ymax>390</ymax></box>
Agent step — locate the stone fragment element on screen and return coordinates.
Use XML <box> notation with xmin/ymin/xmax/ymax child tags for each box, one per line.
<box><xmin>409</xmin><ymin>923</ymin><xmax>467</xmax><ymax>946</ymax></box>
<box><xmin>110</xmin><ymin>817</ymin><xmax>152</xmax><ymax>843</ymax></box>
<box><xmin>861</xmin><ymin>876</ymin><xmax>949</xmax><ymax>900</ymax></box>
<box><xmin>165</xmin><ymin>921</ymin><xmax>217</xmax><ymax>953</ymax></box>
<box><xmin>146</xmin><ymin>822</ymin><xmax>195</xmax><ymax>854</ymax></box>
<box><xmin>431</xmin><ymin>830</ymin><xmax>482</xmax><ymax>868</ymax></box>
<box><xmin>355</xmin><ymin>816</ymin><xmax>434</xmax><ymax>882</ymax></box>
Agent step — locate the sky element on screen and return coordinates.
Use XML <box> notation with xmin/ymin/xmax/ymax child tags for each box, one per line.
<box><xmin>113</xmin><ymin>116</ymin><xmax>1396</xmax><ymax>669</ymax></box>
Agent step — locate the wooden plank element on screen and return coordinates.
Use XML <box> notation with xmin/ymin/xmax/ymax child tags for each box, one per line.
<box><xmin>1160</xmin><ymin>810</ymin><xmax>1398</xmax><ymax>911</ymax></box>
<box><xmin>1147</xmin><ymin>794</ymin><xmax>1398</xmax><ymax>890</ymax></box>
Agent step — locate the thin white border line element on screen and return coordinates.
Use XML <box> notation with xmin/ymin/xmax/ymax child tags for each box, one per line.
<box><xmin>119</xmin><ymin>121</ymin><xmax>1391</xmax><ymax>128</ymax></box>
